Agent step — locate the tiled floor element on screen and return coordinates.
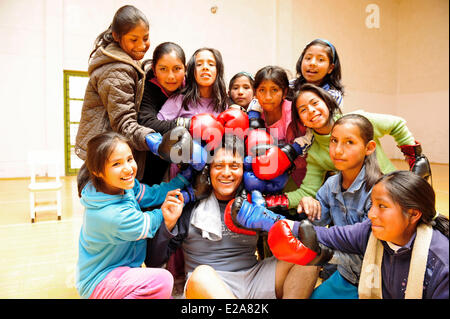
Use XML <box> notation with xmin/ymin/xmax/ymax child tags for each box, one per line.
<box><xmin>0</xmin><ymin>160</ymin><xmax>447</xmax><ymax>299</ymax></box>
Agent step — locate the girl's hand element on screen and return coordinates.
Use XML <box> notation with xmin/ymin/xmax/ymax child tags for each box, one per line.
<box><xmin>297</xmin><ymin>197</ymin><xmax>321</xmax><ymax>221</ymax></box>
<box><xmin>161</xmin><ymin>189</ymin><xmax>184</xmax><ymax>231</ymax></box>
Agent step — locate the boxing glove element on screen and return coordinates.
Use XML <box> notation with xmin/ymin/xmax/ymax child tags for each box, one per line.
<box><xmin>247</xmin><ymin>98</ymin><xmax>265</xmax><ymax>129</ymax></box>
<box><xmin>398</xmin><ymin>141</ymin><xmax>432</xmax><ymax>181</ymax></box>
<box><xmin>224</xmin><ymin>191</ymin><xmax>257</xmax><ymax>236</ymax></box>
<box><xmin>181</xmin><ymin>164</ymin><xmax>212</xmax><ymax>204</ymax></box>
<box><xmin>217</xmin><ymin>108</ymin><xmax>249</xmax><ymax>140</ymax></box>
<box><xmin>231</xmin><ymin>189</ymin><xmax>285</xmax><ymax>233</ymax></box>
<box><xmin>245</xmin><ymin>129</ymin><xmax>274</xmax><ymax>157</ymax></box>
<box><xmin>268</xmin><ymin>219</ymin><xmax>333</xmax><ymax>266</ymax></box>
<box><xmin>178</xmin><ymin>113</ymin><xmax>225</xmax><ymax>151</ymax></box>
<box><xmin>190</xmin><ymin>140</ymin><xmax>208</xmax><ymax>171</ymax></box>
<box><xmin>291</xmin><ymin>128</ymin><xmax>314</xmax><ymax>157</ymax></box>
<box><xmin>251</xmin><ymin>144</ymin><xmax>292</xmax><ymax>180</ymax></box>
<box><xmin>243</xmin><ymin>170</ymin><xmax>288</xmax><ymax>193</ymax></box>
<box><xmin>264</xmin><ymin>194</ymin><xmax>289</xmax><ymax>211</ymax></box>
<box><xmin>251</xmin><ymin>138</ymin><xmax>314</xmax><ymax>180</ymax></box>
<box><xmin>145</xmin><ymin>126</ymin><xmax>193</xmax><ymax>163</ymax></box>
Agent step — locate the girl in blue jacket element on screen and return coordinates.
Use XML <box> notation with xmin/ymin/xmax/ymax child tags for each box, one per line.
<box><xmin>75</xmin><ymin>132</ymin><xmax>189</xmax><ymax>299</ymax></box>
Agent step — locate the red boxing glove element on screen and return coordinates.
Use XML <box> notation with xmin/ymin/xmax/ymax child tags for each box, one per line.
<box><xmin>189</xmin><ymin>113</ymin><xmax>225</xmax><ymax>151</ymax></box>
<box><xmin>268</xmin><ymin>220</ymin><xmax>317</xmax><ymax>265</ymax></box>
<box><xmin>245</xmin><ymin>129</ymin><xmax>274</xmax><ymax>157</ymax></box>
<box><xmin>224</xmin><ymin>199</ymin><xmax>257</xmax><ymax>236</ymax></box>
<box><xmin>217</xmin><ymin>108</ymin><xmax>249</xmax><ymax>140</ymax></box>
<box><xmin>252</xmin><ymin>145</ymin><xmax>292</xmax><ymax>180</ymax></box>
<box><xmin>264</xmin><ymin>194</ymin><xmax>289</xmax><ymax>211</ymax></box>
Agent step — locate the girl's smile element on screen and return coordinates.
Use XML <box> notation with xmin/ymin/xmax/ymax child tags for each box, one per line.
<box><xmin>97</xmin><ymin>141</ymin><xmax>137</xmax><ymax>195</ymax></box>
<box><xmin>296</xmin><ymin>91</ymin><xmax>332</xmax><ymax>134</ymax></box>
<box><xmin>114</xmin><ymin>20</ymin><xmax>150</xmax><ymax>61</ymax></box>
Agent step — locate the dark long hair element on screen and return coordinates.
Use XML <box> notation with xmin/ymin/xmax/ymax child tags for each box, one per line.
<box><xmin>182</xmin><ymin>48</ymin><xmax>227</xmax><ymax>113</ymax></box>
<box><xmin>77</xmin><ymin>132</ymin><xmax>132</xmax><ymax>197</ymax></box>
<box><xmin>291</xmin><ymin>83</ymin><xmax>342</xmax><ymax>132</ymax></box>
<box><xmin>292</xmin><ymin>39</ymin><xmax>343</xmax><ymax>93</ymax></box>
<box><xmin>333</xmin><ymin>114</ymin><xmax>382</xmax><ymax>191</ymax></box>
<box><xmin>376</xmin><ymin>170</ymin><xmax>449</xmax><ymax>238</ymax></box>
<box><xmin>89</xmin><ymin>5</ymin><xmax>149</xmax><ymax>59</ymax></box>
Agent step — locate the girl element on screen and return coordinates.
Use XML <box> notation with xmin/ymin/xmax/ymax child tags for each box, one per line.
<box><xmin>253</xmin><ymin>66</ymin><xmax>292</xmax><ymax>144</ymax></box>
<box><xmin>138</xmin><ymin>42</ymin><xmax>186</xmax><ymax>186</ymax></box>
<box><xmin>156</xmin><ymin>47</ymin><xmax>228</xmax><ymax>291</ymax></box>
<box><xmin>157</xmin><ymin>47</ymin><xmax>228</xmax><ymax>121</ymax></box>
<box><xmin>265</xmin><ymin>84</ymin><xmax>428</xmax><ymax>214</ymax></box>
<box><xmin>75</xmin><ymin>132</ymin><xmax>190</xmax><ymax>299</ymax></box>
<box><xmin>227</xmin><ymin>71</ymin><xmax>255</xmax><ymax>110</ymax></box>
<box><xmin>290</xmin><ymin>39</ymin><xmax>344</xmax><ymax>108</ymax></box>
<box><xmin>75</xmin><ymin>5</ymin><xmax>154</xmax><ymax>181</ymax></box>
<box><xmin>270</xmin><ymin>171</ymin><xmax>449</xmax><ymax>299</ymax></box>
<box><xmin>139</xmin><ymin>42</ymin><xmax>186</xmax><ymax>135</ymax></box>
<box><xmin>304</xmin><ymin>114</ymin><xmax>382</xmax><ymax>299</ymax></box>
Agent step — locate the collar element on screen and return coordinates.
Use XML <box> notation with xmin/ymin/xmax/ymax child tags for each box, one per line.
<box><xmin>382</xmin><ymin>232</ymin><xmax>417</xmax><ymax>255</ymax></box>
<box><xmin>331</xmin><ymin>166</ymin><xmax>367</xmax><ymax>195</ymax></box>
<box><xmin>149</xmin><ymin>77</ymin><xmax>170</xmax><ymax>97</ymax></box>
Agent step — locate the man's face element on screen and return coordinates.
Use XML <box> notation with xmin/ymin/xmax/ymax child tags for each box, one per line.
<box><xmin>210</xmin><ymin>148</ymin><xmax>243</xmax><ymax>201</ymax></box>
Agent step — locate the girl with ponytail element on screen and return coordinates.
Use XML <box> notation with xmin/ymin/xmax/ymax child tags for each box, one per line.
<box><xmin>299</xmin><ymin>113</ymin><xmax>382</xmax><ymax>299</ymax></box>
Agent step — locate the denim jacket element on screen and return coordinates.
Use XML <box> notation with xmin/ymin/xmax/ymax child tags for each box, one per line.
<box><xmin>314</xmin><ymin>166</ymin><xmax>372</xmax><ymax>284</ymax></box>
<box><xmin>314</xmin><ymin>166</ymin><xmax>372</xmax><ymax>228</ymax></box>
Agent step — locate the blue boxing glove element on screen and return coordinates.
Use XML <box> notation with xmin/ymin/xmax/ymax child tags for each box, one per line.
<box><xmin>247</xmin><ymin>98</ymin><xmax>265</xmax><ymax>129</ymax></box>
<box><xmin>145</xmin><ymin>132</ymin><xmax>163</xmax><ymax>156</ymax></box>
<box><xmin>289</xmin><ymin>128</ymin><xmax>314</xmax><ymax>157</ymax></box>
<box><xmin>190</xmin><ymin>140</ymin><xmax>208</xmax><ymax>171</ymax></box>
<box><xmin>179</xmin><ymin>165</ymin><xmax>194</xmax><ymax>182</ymax></box>
<box><xmin>145</xmin><ymin>127</ymin><xmax>193</xmax><ymax>163</ymax></box>
<box><xmin>243</xmin><ymin>170</ymin><xmax>288</xmax><ymax>193</ymax></box>
<box><xmin>231</xmin><ymin>189</ymin><xmax>285</xmax><ymax>233</ymax></box>
<box><xmin>181</xmin><ymin>186</ymin><xmax>196</xmax><ymax>204</ymax></box>
<box><xmin>180</xmin><ymin>164</ymin><xmax>211</xmax><ymax>204</ymax></box>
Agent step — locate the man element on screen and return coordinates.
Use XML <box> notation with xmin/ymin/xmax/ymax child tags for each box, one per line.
<box><xmin>145</xmin><ymin>134</ymin><xmax>319</xmax><ymax>298</ymax></box>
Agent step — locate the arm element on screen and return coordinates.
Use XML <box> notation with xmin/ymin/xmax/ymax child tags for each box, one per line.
<box><xmin>267</xmin><ymin>219</ymin><xmax>370</xmax><ymax>266</ymax></box>
<box><xmin>113</xmin><ymin>205</ymin><xmax>164</xmax><ymax>242</ymax></box>
<box><xmin>354</xmin><ymin>110</ymin><xmax>415</xmax><ymax>146</ymax></box>
<box><xmin>138</xmin><ymin>80</ymin><xmax>177</xmax><ymax>134</ymax></box>
<box><xmin>314</xmin><ymin>219</ymin><xmax>372</xmax><ymax>255</ymax></box>
<box><xmin>355</xmin><ymin>110</ymin><xmax>431</xmax><ymax>179</ymax></box>
<box><xmin>133</xmin><ymin>176</ymin><xmax>189</xmax><ymax>209</ymax></box>
<box><xmin>286</xmin><ymin>156</ymin><xmax>327</xmax><ymax>208</ymax></box>
<box><xmin>145</xmin><ymin>203</ymin><xmax>193</xmax><ymax>267</ymax></box>
<box><xmin>97</xmin><ymin>65</ymin><xmax>153</xmax><ymax>151</ymax></box>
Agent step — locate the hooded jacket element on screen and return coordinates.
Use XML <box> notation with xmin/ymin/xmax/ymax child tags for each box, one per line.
<box><xmin>75</xmin><ymin>42</ymin><xmax>153</xmax><ymax>180</ymax></box>
<box><xmin>75</xmin><ymin>175</ymin><xmax>189</xmax><ymax>299</ymax></box>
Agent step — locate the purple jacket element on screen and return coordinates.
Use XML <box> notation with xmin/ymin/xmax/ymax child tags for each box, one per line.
<box><xmin>315</xmin><ymin>219</ymin><xmax>449</xmax><ymax>299</ymax></box>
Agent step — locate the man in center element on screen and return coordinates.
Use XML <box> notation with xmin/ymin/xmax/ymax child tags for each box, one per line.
<box><xmin>145</xmin><ymin>134</ymin><xmax>319</xmax><ymax>298</ymax></box>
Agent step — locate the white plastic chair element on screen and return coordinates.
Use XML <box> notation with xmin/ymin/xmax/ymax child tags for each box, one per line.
<box><xmin>27</xmin><ymin>150</ymin><xmax>63</xmax><ymax>223</ymax></box>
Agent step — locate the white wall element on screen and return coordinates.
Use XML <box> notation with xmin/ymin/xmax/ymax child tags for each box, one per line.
<box><xmin>0</xmin><ymin>0</ymin><xmax>448</xmax><ymax>178</ymax></box>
